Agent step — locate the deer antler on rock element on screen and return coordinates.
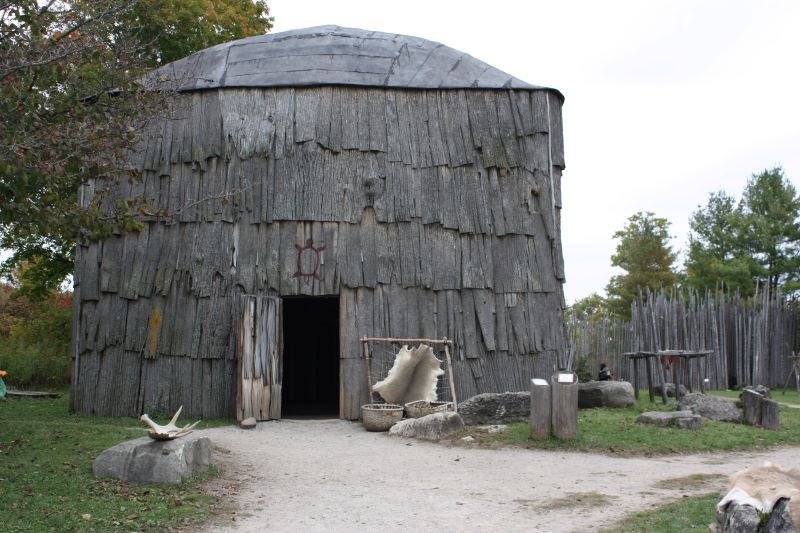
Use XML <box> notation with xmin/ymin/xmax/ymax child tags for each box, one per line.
<box><xmin>140</xmin><ymin>406</ymin><xmax>201</xmax><ymax>440</ymax></box>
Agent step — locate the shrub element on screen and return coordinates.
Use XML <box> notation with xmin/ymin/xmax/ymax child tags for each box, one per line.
<box><xmin>0</xmin><ymin>287</ymin><xmax>72</xmax><ymax>388</ymax></box>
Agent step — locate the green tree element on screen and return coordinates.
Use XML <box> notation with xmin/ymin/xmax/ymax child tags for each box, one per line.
<box><xmin>566</xmin><ymin>293</ymin><xmax>608</xmax><ymax>323</ymax></box>
<box><xmin>0</xmin><ymin>0</ymin><xmax>272</xmax><ymax>300</ymax></box>
<box><xmin>606</xmin><ymin>212</ymin><xmax>677</xmax><ymax>318</ymax></box>
<box><xmin>740</xmin><ymin>167</ymin><xmax>800</xmax><ymax>293</ymax></box>
<box><xmin>685</xmin><ymin>167</ymin><xmax>800</xmax><ymax>295</ymax></box>
<box><xmin>685</xmin><ymin>191</ymin><xmax>754</xmax><ymax>295</ymax></box>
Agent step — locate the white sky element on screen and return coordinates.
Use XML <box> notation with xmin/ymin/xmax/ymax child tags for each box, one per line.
<box><xmin>269</xmin><ymin>0</ymin><xmax>800</xmax><ymax>304</ymax></box>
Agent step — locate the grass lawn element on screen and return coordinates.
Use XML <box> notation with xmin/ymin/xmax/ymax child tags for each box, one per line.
<box><xmin>607</xmin><ymin>492</ymin><xmax>720</xmax><ymax>532</ymax></box>
<box><xmin>0</xmin><ymin>394</ymin><xmax>233</xmax><ymax>532</ymax></box>
<box><xmin>709</xmin><ymin>388</ymin><xmax>800</xmax><ymax>405</ymax></box>
<box><xmin>464</xmin><ymin>396</ymin><xmax>800</xmax><ymax>455</ymax></box>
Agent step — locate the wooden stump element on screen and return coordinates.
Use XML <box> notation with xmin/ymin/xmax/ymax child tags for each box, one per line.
<box><xmin>742</xmin><ymin>389</ymin><xmax>762</xmax><ymax>426</ymax></box>
<box><xmin>742</xmin><ymin>389</ymin><xmax>780</xmax><ymax>430</ymax></box>
<box><xmin>529</xmin><ymin>378</ymin><xmax>551</xmax><ymax>440</ymax></box>
<box><xmin>761</xmin><ymin>398</ymin><xmax>780</xmax><ymax>430</ymax></box>
<box><xmin>551</xmin><ymin>372</ymin><xmax>578</xmax><ymax>439</ymax></box>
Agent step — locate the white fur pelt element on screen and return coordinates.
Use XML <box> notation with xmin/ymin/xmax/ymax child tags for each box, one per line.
<box><xmin>373</xmin><ymin>344</ymin><xmax>444</xmax><ymax>405</ymax></box>
<box><xmin>717</xmin><ymin>462</ymin><xmax>800</xmax><ymax>525</ymax></box>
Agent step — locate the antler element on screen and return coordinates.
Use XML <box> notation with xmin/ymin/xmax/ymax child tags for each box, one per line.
<box><xmin>140</xmin><ymin>406</ymin><xmax>201</xmax><ymax>440</ymax></box>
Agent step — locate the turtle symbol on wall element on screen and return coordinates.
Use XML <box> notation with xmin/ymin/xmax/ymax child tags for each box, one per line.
<box><xmin>293</xmin><ymin>239</ymin><xmax>325</xmax><ymax>283</ymax></box>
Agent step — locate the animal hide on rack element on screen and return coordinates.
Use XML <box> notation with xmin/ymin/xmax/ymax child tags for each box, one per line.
<box><xmin>373</xmin><ymin>344</ymin><xmax>444</xmax><ymax>405</ymax></box>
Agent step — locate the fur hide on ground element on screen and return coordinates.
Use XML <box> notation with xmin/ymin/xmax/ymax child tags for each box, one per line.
<box><xmin>717</xmin><ymin>462</ymin><xmax>800</xmax><ymax>525</ymax></box>
<box><xmin>373</xmin><ymin>344</ymin><xmax>444</xmax><ymax>405</ymax></box>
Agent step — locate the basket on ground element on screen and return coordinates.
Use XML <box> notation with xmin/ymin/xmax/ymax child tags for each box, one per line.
<box><xmin>404</xmin><ymin>400</ymin><xmax>453</xmax><ymax>418</ymax></box>
<box><xmin>361</xmin><ymin>403</ymin><xmax>404</xmax><ymax>431</ymax></box>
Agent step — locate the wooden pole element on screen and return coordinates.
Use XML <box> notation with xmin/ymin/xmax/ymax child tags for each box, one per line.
<box><xmin>362</xmin><ymin>337</ymin><xmax>375</xmax><ymax>403</ymax></box>
<box><xmin>550</xmin><ymin>371</ymin><xmax>578</xmax><ymax>439</ymax></box>
<box><xmin>443</xmin><ymin>341</ymin><xmax>458</xmax><ymax>412</ymax></box>
<box><xmin>645</xmin><ymin>358</ymin><xmax>654</xmax><ymax>402</ymax></box>
<box><xmin>530</xmin><ymin>378</ymin><xmax>551</xmax><ymax>440</ymax></box>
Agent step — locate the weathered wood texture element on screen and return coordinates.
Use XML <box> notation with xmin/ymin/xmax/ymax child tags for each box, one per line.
<box><xmin>569</xmin><ymin>288</ymin><xmax>800</xmax><ymax>393</ymax></box>
<box><xmin>147</xmin><ymin>25</ymin><xmax>548</xmax><ymax>92</ymax></box>
<box><xmin>550</xmin><ymin>372</ymin><xmax>578</xmax><ymax>439</ymax></box>
<box><xmin>72</xmin><ymin>86</ymin><xmax>567</xmax><ymax>419</ymax></box>
<box><xmin>529</xmin><ymin>379</ymin><xmax>551</xmax><ymax>439</ymax></box>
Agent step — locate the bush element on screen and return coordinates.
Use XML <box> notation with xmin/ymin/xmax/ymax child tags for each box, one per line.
<box><xmin>575</xmin><ymin>356</ymin><xmax>593</xmax><ymax>383</ymax></box>
<box><xmin>0</xmin><ymin>288</ymin><xmax>72</xmax><ymax>388</ymax></box>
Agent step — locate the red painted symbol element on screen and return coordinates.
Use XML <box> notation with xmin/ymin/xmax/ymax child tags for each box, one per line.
<box><xmin>293</xmin><ymin>239</ymin><xmax>325</xmax><ymax>283</ymax></box>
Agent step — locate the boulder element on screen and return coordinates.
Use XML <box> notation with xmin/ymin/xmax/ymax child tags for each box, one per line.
<box><xmin>636</xmin><ymin>410</ymin><xmax>702</xmax><ymax>429</ymax></box>
<box><xmin>93</xmin><ymin>434</ymin><xmax>212</xmax><ymax>484</ymax></box>
<box><xmin>240</xmin><ymin>417</ymin><xmax>257</xmax><ymax>429</ymax></box>
<box><xmin>678</xmin><ymin>393</ymin><xmax>741</xmax><ymax>422</ymax></box>
<box><xmin>458</xmin><ymin>392</ymin><xmax>530</xmax><ymax>425</ymax></box>
<box><xmin>578</xmin><ymin>380</ymin><xmax>635</xmax><ymax>408</ymax></box>
<box><xmin>653</xmin><ymin>383</ymin><xmax>687</xmax><ymax>398</ymax></box>
<box><xmin>389</xmin><ymin>412</ymin><xmax>464</xmax><ymax>440</ymax></box>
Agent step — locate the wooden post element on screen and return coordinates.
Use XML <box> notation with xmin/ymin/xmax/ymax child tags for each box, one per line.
<box><xmin>661</xmin><ymin>357</ymin><xmax>669</xmax><ymax>404</ymax></box>
<box><xmin>632</xmin><ymin>359</ymin><xmax>640</xmax><ymax>400</ymax></box>
<box><xmin>645</xmin><ymin>358</ymin><xmax>654</xmax><ymax>402</ymax></box>
<box><xmin>550</xmin><ymin>371</ymin><xmax>578</xmax><ymax>439</ymax></box>
<box><xmin>362</xmin><ymin>337</ymin><xmax>374</xmax><ymax>404</ymax></box>
<box><xmin>443</xmin><ymin>341</ymin><xmax>458</xmax><ymax>412</ymax></box>
<box><xmin>530</xmin><ymin>378</ymin><xmax>551</xmax><ymax>440</ymax></box>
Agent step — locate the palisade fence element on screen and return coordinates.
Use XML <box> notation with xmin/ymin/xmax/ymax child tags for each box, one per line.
<box><xmin>567</xmin><ymin>288</ymin><xmax>800</xmax><ymax>391</ymax></box>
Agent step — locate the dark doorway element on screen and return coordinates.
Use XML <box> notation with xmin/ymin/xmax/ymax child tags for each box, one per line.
<box><xmin>281</xmin><ymin>296</ymin><xmax>340</xmax><ymax>417</ymax></box>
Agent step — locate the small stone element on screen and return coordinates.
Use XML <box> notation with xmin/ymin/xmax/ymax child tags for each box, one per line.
<box><xmin>461</xmin><ymin>436</ymin><xmax>475</xmax><ymax>443</ymax></box>
<box><xmin>478</xmin><ymin>425</ymin><xmax>507</xmax><ymax>434</ymax></box>
<box><xmin>240</xmin><ymin>417</ymin><xmax>257</xmax><ymax>429</ymax></box>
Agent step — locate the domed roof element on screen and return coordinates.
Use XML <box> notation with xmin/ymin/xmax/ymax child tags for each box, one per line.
<box><xmin>148</xmin><ymin>25</ymin><xmax>550</xmax><ymax>92</ymax></box>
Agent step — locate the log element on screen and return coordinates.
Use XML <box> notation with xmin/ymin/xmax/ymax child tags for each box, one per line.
<box><xmin>529</xmin><ymin>378</ymin><xmax>551</xmax><ymax>439</ymax></box>
<box><xmin>550</xmin><ymin>371</ymin><xmax>578</xmax><ymax>439</ymax></box>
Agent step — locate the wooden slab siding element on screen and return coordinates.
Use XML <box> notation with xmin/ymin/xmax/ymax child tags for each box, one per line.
<box><xmin>73</xmin><ymin>86</ymin><xmax>567</xmax><ymax>419</ymax></box>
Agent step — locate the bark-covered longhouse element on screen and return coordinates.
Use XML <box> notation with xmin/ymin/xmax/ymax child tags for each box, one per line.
<box><xmin>71</xmin><ymin>26</ymin><xmax>567</xmax><ymax>420</ymax></box>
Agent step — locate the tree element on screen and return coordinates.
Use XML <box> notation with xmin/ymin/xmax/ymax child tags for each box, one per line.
<box><xmin>685</xmin><ymin>191</ymin><xmax>754</xmax><ymax>295</ymax></box>
<box><xmin>606</xmin><ymin>212</ymin><xmax>677</xmax><ymax>318</ymax></box>
<box><xmin>0</xmin><ymin>0</ymin><xmax>272</xmax><ymax>299</ymax></box>
<box><xmin>565</xmin><ymin>293</ymin><xmax>608</xmax><ymax>323</ymax></box>
<box><xmin>740</xmin><ymin>167</ymin><xmax>800</xmax><ymax>293</ymax></box>
<box><xmin>685</xmin><ymin>167</ymin><xmax>800</xmax><ymax>295</ymax></box>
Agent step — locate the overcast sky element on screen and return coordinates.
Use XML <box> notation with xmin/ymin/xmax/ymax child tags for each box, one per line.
<box><xmin>269</xmin><ymin>0</ymin><xmax>800</xmax><ymax>304</ymax></box>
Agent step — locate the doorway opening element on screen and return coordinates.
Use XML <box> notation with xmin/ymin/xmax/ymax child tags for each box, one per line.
<box><xmin>281</xmin><ymin>296</ymin><xmax>340</xmax><ymax>417</ymax></box>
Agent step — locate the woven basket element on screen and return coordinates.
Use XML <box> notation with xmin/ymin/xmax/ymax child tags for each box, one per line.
<box><xmin>404</xmin><ymin>400</ymin><xmax>453</xmax><ymax>419</ymax></box>
<box><xmin>361</xmin><ymin>403</ymin><xmax>404</xmax><ymax>431</ymax></box>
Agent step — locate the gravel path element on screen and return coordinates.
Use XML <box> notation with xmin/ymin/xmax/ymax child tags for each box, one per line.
<box><xmin>194</xmin><ymin>420</ymin><xmax>800</xmax><ymax>533</ymax></box>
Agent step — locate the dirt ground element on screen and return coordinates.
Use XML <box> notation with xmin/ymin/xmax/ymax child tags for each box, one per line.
<box><xmin>193</xmin><ymin>420</ymin><xmax>800</xmax><ymax>533</ymax></box>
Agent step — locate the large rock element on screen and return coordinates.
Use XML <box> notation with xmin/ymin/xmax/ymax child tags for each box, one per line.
<box><xmin>678</xmin><ymin>393</ymin><xmax>741</xmax><ymax>422</ymax></box>
<box><xmin>93</xmin><ymin>434</ymin><xmax>212</xmax><ymax>484</ymax></box>
<box><xmin>389</xmin><ymin>412</ymin><xmax>465</xmax><ymax>440</ymax></box>
<box><xmin>458</xmin><ymin>392</ymin><xmax>530</xmax><ymax>425</ymax></box>
<box><xmin>636</xmin><ymin>410</ymin><xmax>702</xmax><ymax>429</ymax></box>
<box><xmin>578</xmin><ymin>381</ymin><xmax>635</xmax><ymax>408</ymax></box>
